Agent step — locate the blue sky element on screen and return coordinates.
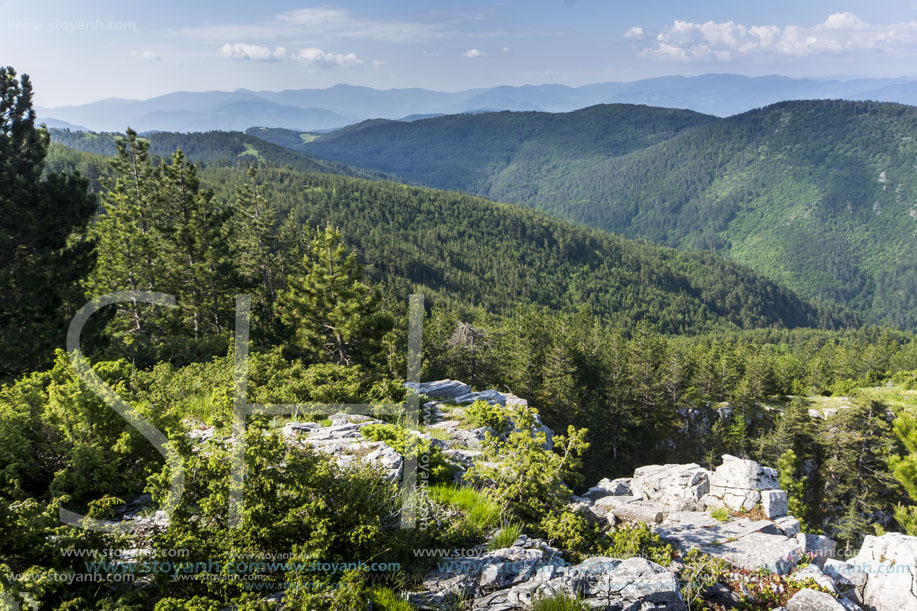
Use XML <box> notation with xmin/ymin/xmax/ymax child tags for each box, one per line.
<box><xmin>4</xmin><ymin>0</ymin><xmax>917</xmax><ymax>107</ymax></box>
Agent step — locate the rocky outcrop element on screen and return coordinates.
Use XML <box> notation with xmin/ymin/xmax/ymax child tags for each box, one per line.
<box><xmin>704</xmin><ymin>454</ymin><xmax>786</xmax><ymax>518</ymax></box>
<box><xmin>409</xmin><ymin>380</ymin><xmax>554</xmax><ymax>451</ymax></box>
<box><xmin>835</xmin><ymin>532</ymin><xmax>917</xmax><ymax>611</ymax></box>
<box><xmin>579</xmin><ymin>455</ymin><xmax>821</xmax><ymax>575</ymax></box>
<box><xmin>589</xmin><ymin>455</ymin><xmax>789</xmax><ymax>520</ymax></box>
<box><xmin>408</xmin><ymin>535</ymin><xmax>686</xmax><ymax>610</ymax></box>
<box><xmin>282</xmin><ymin>414</ymin><xmax>405</xmax><ymax>481</ymax></box>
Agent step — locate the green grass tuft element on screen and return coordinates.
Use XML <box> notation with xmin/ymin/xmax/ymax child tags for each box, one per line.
<box><xmin>428</xmin><ymin>484</ymin><xmax>502</xmax><ymax>532</ymax></box>
<box><xmin>371</xmin><ymin>587</ymin><xmax>416</xmax><ymax>610</ymax></box>
<box><xmin>531</xmin><ymin>591</ymin><xmax>588</xmax><ymax>611</ymax></box>
<box><xmin>488</xmin><ymin>522</ymin><xmax>523</xmax><ymax>550</ymax></box>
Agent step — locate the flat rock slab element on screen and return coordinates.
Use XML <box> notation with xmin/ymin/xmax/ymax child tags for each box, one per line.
<box><xmin>655</xmin><ymin>512</ymin><xmax>802</xmax><ymax>574</ymax></box>
<box><xmin>611</xmin><ymin>501</ymin><xmax>666</xmax><ymax>524</ymax></box>
<box><xmin>787</xmin><ymin>588</ymin><xmax>848</xmax><ymax>611</ymax></box>
<box><xmin>405</xmin><ymin>380</ymin><xmax>473</xmax><ymax>400</ymax></box>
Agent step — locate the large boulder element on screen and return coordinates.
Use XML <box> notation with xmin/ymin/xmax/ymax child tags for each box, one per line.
<box><xmin>847</xmin><ymin>532</ymin><xmax>917</xmax><ymax>611</ymax></box>
<box><xmin>583</xmin><ymin>477</ymin><xmax>633</xmax><ymax>501</ymax></box>
<box><xmin>709</xmin><ymin>454</ymin><xmax>779</xmax><ymax>490</ymax></box>
<box><xmin>632</xmin><ymin>463</ymin><xmax>711</xmax><ymax>512</ymax></box>
<box><xmin>787</xmin><ymin>588</ymin><xmax>848</xmax><ymax>611</ymax></box>
<box><xmin>705</xmin><ymin>455</ymin><xmax>785</xmax><ymax>517</ymax></box>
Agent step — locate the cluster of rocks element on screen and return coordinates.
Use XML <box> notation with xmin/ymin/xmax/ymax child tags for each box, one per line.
<box><xmin>409</xmin><ymin>534</ymin><xmax>685</xmax><ymax>611</ymax></box>
<box><xmin>574</xmin><ymin>456</ymin><xmax>831</xmax><ymax>575</ymax></box>
<box><xmin>282</xmin><ymin>413</ymin><xmax>406</xmax><ymax>481</ymax></box>
<box><xmin>565</xmin><ymin>455</ymin><xmax>917</xmax><ymax>611</ymax></box>
<box><xmin>408</xmin><ymin>379</ymin><xmax>554</xmax><ymax>452</ymax></box>
<box><xmin>182</xmin><ymin>380</ymin><xmax>555</xmax><ymax>485</ymax></box>
<box><xmin>406</xmin><ymin>531</ymin><xmax>916</xmax><ymax>611</ymax></box>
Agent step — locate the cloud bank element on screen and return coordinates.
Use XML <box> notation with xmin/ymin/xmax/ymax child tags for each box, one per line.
<box><xmin>218</xmin><ymin>43</ymin><xmax>366</xmax><ymax>68</ymax></box>
<box><xmin>629</xmin><ymin>13</ymin><xmax>917</xmax><ymax>61</ymax></box>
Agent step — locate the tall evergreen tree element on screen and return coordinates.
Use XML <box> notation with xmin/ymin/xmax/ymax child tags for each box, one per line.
<box><xmin>889</xmin><ymin>409</ymin><xmax>917</xmax><ymax>535</ymax></box>
<box><xmin>156</xmin><ymin>150</ymin><xmax>234</xmax><ymax>337</ymax></box>
<box><xmin>0</xmin><ymin>67</ymin><xmax>96</xmax><ymax>377</ymax></box>
<box><xmin>277</xmin><ymin>226</ymin><xmax>391</xmax><ymax>366</ymax></box>
<box><xmin>87</xmin><ymin>131</ymin><xmax>236</xmax><ymax>362</ymax></box>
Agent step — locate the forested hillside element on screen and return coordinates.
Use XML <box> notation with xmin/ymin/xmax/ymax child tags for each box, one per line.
<box><xmin>291</xmin><ymin>101</ymin><xmax>917</xmax><ymax>329</ymax></box>
<box><xmin>253</xmin><ymin>105</ymin><xmax>715</xmax><ymax>194</ymax></box>
<box><xmin>49</xmin><ymin>128</ymin><xmax>377</xmax><ymax>178</ymax></box>
<box><xmin>6</xmin><ymin>66</ymin><xmax>917</xmax><ymax>611</ymax></box>
<box><xmin>46</xmin><ymin>144</ymin><xmax>852</xmax><ymax>339</ymax></box>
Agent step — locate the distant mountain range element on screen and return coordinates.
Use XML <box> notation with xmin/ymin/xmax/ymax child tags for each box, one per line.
<box><xmin>36</xmin><ymin>74</ymin><xmax>917</xmax><ymax>132</ymax></box>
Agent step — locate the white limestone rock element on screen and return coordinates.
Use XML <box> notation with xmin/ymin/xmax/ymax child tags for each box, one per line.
<box><xmin>848</xmin><ymin>532</ymin><xmax>917</xmax><ymax>611</ymax></box>
<box><xmin>761</xmin><ymin>490</ymin><xmax>789</xmax><ymax>519</ymax></box>
<box><xmin>710</xmin><ymin>454</ymin><xmax>779</xmax><ymax>490</ymax></box>
<box><xmin>583</xmin><ymin>477</ymin><xmax>633</xmax><ymax>501</ymax></box>
<box><xmin>787</xmin><ymin>589</ymin><xmax>848</xmax><ymax>611</ymax></box>
<box><xmin>631</xmin><ymin>463</ymin><xmax>711</xmax><ymax>512</ymax></box>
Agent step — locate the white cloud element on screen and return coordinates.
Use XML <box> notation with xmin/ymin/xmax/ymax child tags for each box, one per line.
<box><xmin>218</xmin><ymin>43</ymin><xmax>286</xmax><ymax>61</ymax></box>
<box><xmin>130</xmin><ymin>50</ymin><xmax>160</xmax><ymax>61</ymax></box>
<box><xmin>290</xmin><ymin>47</ymin><xmax>364</xmax><ymax>68</ymax></box>
<box><xmin>631</xmin><ymin>13</ymin><xmax>917</xmax><ymax>62</ymax></box>
<box><xmin>179</xmin><ymin>7</ymin><xmax>445</xmax><ymax>43</ymax></box>
<box><xmin>463</xmin><ymin>48</ymin><xmax>486</xmax><ymax>58</ymax></box>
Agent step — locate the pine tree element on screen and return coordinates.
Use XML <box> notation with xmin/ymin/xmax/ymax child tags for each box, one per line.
<box><xmin>818</xmin><ymin>400</ymin><xmax>899</xmax><ymax>547</ymax></box>
<box><xmin>277</xmin><ymin>226</ymin><xmax>390</xmax><ymax>366</ymax></box>
<box><xmin>232</xmin><ymin>167</ymin><xmax>283</xmax><ymax>337</ymax></box>
<box><xmin>86</xmin><ymin>129</ymin><xmax>164</xmax><ymax>355</ymax></box>
<box><xmin>0</xmin><ymin>67</ymin><xmax>96</xmax><ymax>377</ymax></box>
<box><xmin>778</xmin><ymin>449</ymin><xmax>810</xmax><ymax>529</ymax></box>
<box><xmin>888</xmin><ymin>409</ymin><xmax>917</xmax><ymax>535</ymax></box>
<box><xmin>155</xmin><ymin>150</ymin><xmax>234</xmax><ymax>338</ymax></box>
<box><xmin>88</xmin><ymin>132</ymin><xmax>236</xmax><ymax>361</ymax></box>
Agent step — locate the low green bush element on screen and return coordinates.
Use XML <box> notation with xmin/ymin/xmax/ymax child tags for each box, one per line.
<box><xmin>465</xmin><ymin>399</ymin><xmax>509</xmax><ymax>432</ymax></box>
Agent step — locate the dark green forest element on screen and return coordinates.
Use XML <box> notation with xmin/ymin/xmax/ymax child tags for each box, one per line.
<box><xmin>4</xmin><ymin>67</ymin><xmax>917</xmax><ymax>609</ymax></box>
<box><xmin>285</xmin><ymin>101</ymin><xmax>917</xmax><ymax>329</ymax></box>
<box><xmin>45</xmin><ymin>144</ymin><xmax>854</xmax><ymax>346</ymax></box>
<box><xmin>49</xmin><ymin>128</ymin><xmax>379</xmax><ymax>178</ymax></box>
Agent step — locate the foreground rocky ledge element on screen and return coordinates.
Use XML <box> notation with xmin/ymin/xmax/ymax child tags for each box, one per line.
<box><xmin>176</xmin><ymin>379</ymin><xmax>917</xmax><ymax>610</ymax></box>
